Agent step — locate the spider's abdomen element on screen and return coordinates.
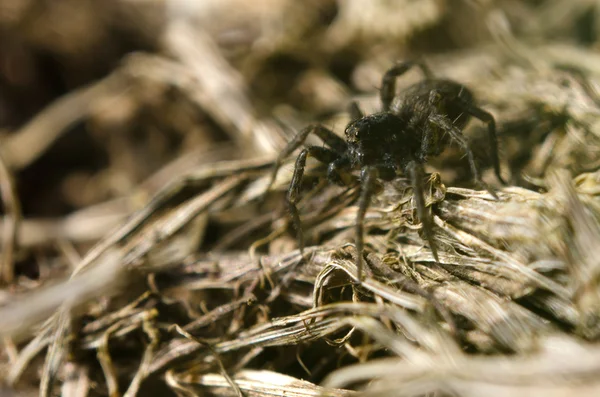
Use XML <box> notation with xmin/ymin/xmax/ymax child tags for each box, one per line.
<box><xmin>397</xmin><ymin>79</ymin><xmax>474</xmax><ymax>129</ymax></box>
<box><xmin>392</xmin><ymin>79</ymin><xmax>475</xmax><ymax>158</ymax></box>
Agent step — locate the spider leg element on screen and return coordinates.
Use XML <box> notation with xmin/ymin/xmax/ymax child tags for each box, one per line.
<box><xmin>459</xmin><ymin>103</ymin><xmax>507</xmax><ymax>185</ymax></box>
<box><xmin>418</xmin><ymin>89</ymin><xmax>442</xmax><ymax>158</ymax></box>
<box><xmin>406</xmin><ymin>160</ymin><xmax>439</xmax><ymax>263</ymax></box>
<box><xmin>348</xmin><ymin>100</ymin><xmax>364</xmax><ymax>121</ymax></box>
<box><xmin>355</xmin><ymin>166</ymin><xmax>379</xmax><ymax>282</ymax></box>
<box><xmin>287</xmin><ymin>146</ymin><xmax>341</xmax><ymax>255</ymax></box>
<box><xmin>381</xmin><ymin>60</ymin><xmax>434</xmax><ymax>111</ymax></box>
<box><xmin>266</xmin><ymin>124</ymin><xmax>347</xmax><ymax>193</ymax></box>
<box><xmin>429</xmin><ymin>113</ymin><xmax>499</xmax><ymax>199</ymax></box>
<box><xmin>327</xmin><ymin>156</ymin><xmax>353</xmax><ymax>186</ymax></box>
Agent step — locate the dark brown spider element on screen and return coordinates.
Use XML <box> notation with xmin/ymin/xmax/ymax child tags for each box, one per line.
<box><xmin>267</xmin><ymin>60</ymin><xmax>506</xmax><ymax>282</ymax></box>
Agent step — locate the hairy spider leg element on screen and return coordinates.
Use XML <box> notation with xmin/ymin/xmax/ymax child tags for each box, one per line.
<box><xmin>457</xmin><ymin>102</ymin><xmax>507</xmax><ymax>185</ymax></box>
<box><xmin>355</xmin><ymin>166</ymin><xmax>379</xmax><ymax>281</ymax></box>
<box><xmin>380</xmin><ymin>60</ymin><xmax>434</xmax><ymax>111</ymax></box>
<box><xmin>287</xmin><ymin>145</ymin><xmax>341</xmax><ymax>255</ymax></box>
<box><xmin>327</xmin><ymin>157</ymin><xmax>353</xmax><ymax>186</ymax></box>
<box><xmin>266</xmin><ymin>124</ymin><xmax>348</xmax><ymax>193</ymax></box>
<box><xmin>406</xmin><ymin>160</ymin><xmax>439</xmax><ymax>262</ymax></box>
<box><xmin>428</xmin><ymin>113</ymin><xmax>498</xmax><ymax>198</ymax></box>
<box><xmin>348</xmin><ymin>100</ymin><xmax>364</xmax><ymax>121</ymax></box>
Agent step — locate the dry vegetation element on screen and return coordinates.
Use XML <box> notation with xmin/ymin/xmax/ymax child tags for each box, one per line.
<box><xmin>1</xmin><ymin>0</ymin><xmax>600</xmax><ymax>396</ymax></box>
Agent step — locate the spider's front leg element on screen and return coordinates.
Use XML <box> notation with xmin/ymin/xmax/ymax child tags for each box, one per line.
<box><xmin>287</xmin><ymin>146</ymin><xmax>340</xmax><ymax>255</ymax></box>
<box><xmin>348</xmin><ymin>100</ymin><xmax>364</xmax><ymax>121</ymax></box>
<box><xmin>406</xmin><ymin>160</ymin><xmax>439</xmax><ymax>263</ymax></box>
<box><xmin>266</xmin><ymin>124</ymin><xmax>348</xmax><ymax>194</ymax></box>
<box><xmin>355</xmin><ymin>166</ymin><xmax>379</xmax><ymax>282</ymax></box>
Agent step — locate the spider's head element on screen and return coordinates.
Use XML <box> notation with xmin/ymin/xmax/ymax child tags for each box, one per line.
<box><xmin>344</xmin><ymin>112</ymin><xmax>407</xmax><ymax>166</ymax></box>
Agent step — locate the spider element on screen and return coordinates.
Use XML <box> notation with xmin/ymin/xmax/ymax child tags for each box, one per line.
<box><xmin>267</xmin><ymin>60</ymin><xmax>506</xmax><ymax>282</ymax></box>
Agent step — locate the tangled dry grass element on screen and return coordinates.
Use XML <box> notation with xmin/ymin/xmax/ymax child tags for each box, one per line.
<box><xmin>1</xmin><ymin>1</ymin><xmax>600</xmax><ymax>396</ymax></box>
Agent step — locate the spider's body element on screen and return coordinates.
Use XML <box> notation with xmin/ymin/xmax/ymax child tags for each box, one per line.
<box><xmin>345</xmin><ymin>79</ymin><xmax>472</xmax><ymax>172</ymax></box>
<box><xmin>268</xmin><ymin>61</ymin><xmax>506</xmax><ymax>282</ymax></box>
